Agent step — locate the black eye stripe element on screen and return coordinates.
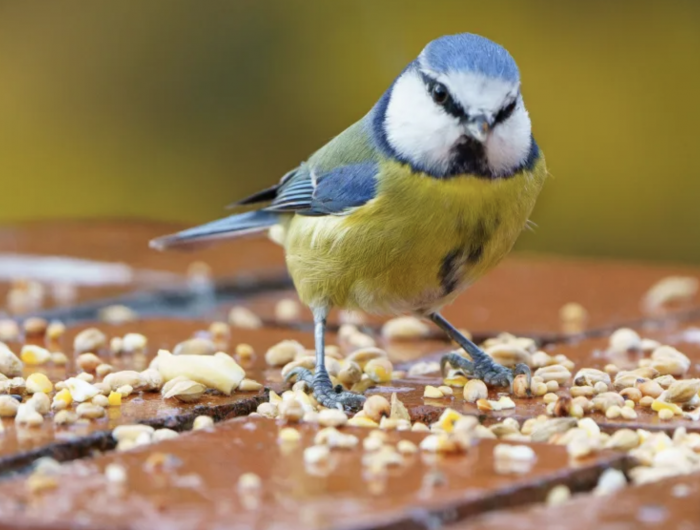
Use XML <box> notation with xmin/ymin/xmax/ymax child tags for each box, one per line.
<box><xmin>493</xmin><ymin>98</ymin><xmax>517</xmax><ymax>125</ymax></box>
<box><xmin>419</xmin><ymin>72</ymin><xmax>466</xmax><ymax>120</ymax></box>
<box><xmin>420</xmin><ymin>71</ymin><xmax>518</xmax><ymax>126</ymax></box>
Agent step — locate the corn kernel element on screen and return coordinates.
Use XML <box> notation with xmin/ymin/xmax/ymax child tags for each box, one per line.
<box><xmin>20</xmin><ymin>345</ymin><xmax>51</xmax><ymax>366</ymax></box>
<box><xmin>443</xmin><ymin>375</ymin><xmax>468</xmax><ymax>387</ymax></box>
<box><xmin>108</xmin><ymin>391</ymin><xmax>122</xmax><ymax>407</ymax></box>
<box><xmin>55</xmin><ymin>388</ymin><xmax>72</xmax><ymax>407</ymax></box>
<box><xmin>423</xmin><ymin>385</ymin><xmax>444</xmax><ymax>398</ymax></box>
<box><xmin>347</xmin><ymin>416</ymin><xmax>379</xmax><ymax>428</ymax></box>
<box><xmin>26</xmin><ymin>373</ymin><xmax>53</xmax><ymax>394</ymax></box>
<box><xmin>651</xmin><ymin>400</ymin><xmax>683</xmax><ymax>415</ymax></box>
<box><xmin>435</xmin><ymin>408</ymin><xmax>464</xmax><ymax>433</ymax></box>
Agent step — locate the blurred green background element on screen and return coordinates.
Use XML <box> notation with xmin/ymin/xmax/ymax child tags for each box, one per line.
<box><xmin>1</xmin><ymin>1</ymin><xmax>699</xmax><ymax>263</ymax></box>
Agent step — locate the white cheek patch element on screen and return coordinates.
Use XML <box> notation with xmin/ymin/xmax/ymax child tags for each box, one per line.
<box><xmin>384</xmin><ymin>70</ymin><xmax>462</xmax><ymax>174</ymax></box>
<box><xmin>486</xmin><ymin>101</ymin><xmax>532</xmax><ymax>176</ymax></box>
<box><xmin>384</xmin><ymin>65</ymin><xmax>533</xmax><ymax>177</ymax></box>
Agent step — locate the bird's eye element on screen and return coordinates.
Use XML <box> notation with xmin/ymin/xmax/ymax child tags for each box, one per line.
<box><xmin>493</xmin><ymin>99</ymin><xmax>517</xmax><ymax>125</ymax></box>
<box><xmin>430</xmin><ymin>83</ymin><xmax>449</xmax><ymax>105</ymax></box>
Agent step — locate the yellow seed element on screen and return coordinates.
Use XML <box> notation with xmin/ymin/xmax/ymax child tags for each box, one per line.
<box><xmin>347</xmin><ymin>416</ymin><xmax>379</xmax><ymax>428</ymax></box>
<box><xmin>437</xmin><ymin>386</ymin><xmax>454</xmax><ymax>397</ymax></box>
<box><xmin>651</xmin><ymin>400</ymin><xmax>683</xmax><ymax>415</ymax></box>
<box><xmin>55</xmin><ymin>388</ymin><xmax>72</xmax><ymax>406</ymax></box>
<box><xmin>443</xmin><ymin>376</ymin><xmax>468</xmax><ymax>387</ymax></box>
<box><xmin>624</xmin><ymin>400</ymin><xmax>635</xmax><ymax>409</ymax></box>
<box><xmin>364</xmin><ymin>358</ymin><xmax>393</xmax><ymax>384</ymax></box>
<box><xmin>26</xmin><ymin>373</ymin><xmax>53</xmax><ymax>394</ymax></box>
<box><xmin>435</xmin><ymin>408</ymin><xmax>464</xmax><ymax>433</ymax></box>
<box><xmin>659</xmin><ymin>408</ymin><xmax>675</xmax><ymax>420</ymax></box>
<box><xmin>424</xmin><ymin>385</ymin><xmax>444</xmax><ymax>399</ymax></box>
<box><xmin>107</xmin><ymin>391</ymin><xmax>122</xmax><ymax>407</ymax></box>
<box><xmin>20</xmin><ymin>345</ymin><xmax>51</xmax><ymax>366</ymax></box>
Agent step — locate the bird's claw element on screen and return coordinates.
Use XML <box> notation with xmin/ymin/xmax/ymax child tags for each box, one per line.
<box><xmin>285</xmin><ymin>366</ymin><xmax>366</xmax><ymax>412</ymax></box>
<box><xmin>440</xmin><ymin>352</ymin><xmax>532</xmax><ymax>396</ymax></box>
<box><xmin>285</xmin><ymin>366</ymin><xmax>314</xmax><ymax>387</ymax></box>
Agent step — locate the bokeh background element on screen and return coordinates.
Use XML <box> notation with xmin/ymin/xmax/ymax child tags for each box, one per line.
<box><xmin>1</xmin><ymin>1</ymin><xmax>699</xmax><ymax>264</ymax></box>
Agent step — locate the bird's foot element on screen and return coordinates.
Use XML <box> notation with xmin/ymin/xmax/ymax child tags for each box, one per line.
<box><xmin>285</xmin><ymin>367</ymin><xmax>366</xmax><ymax>412</ymax></box>
<box><xmin>440</xmin><ymin>352</ymin><xmax>532</xmax><ymax>394</ymax></box>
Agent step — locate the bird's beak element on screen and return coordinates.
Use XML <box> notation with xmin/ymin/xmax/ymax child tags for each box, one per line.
<box><xmin>463</xmin><ymin>115</ymin><xmax>490</xmax><ymax>143</ymax></box>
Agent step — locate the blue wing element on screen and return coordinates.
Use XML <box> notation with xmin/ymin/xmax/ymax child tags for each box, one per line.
<box><xmin>265</xmin><ymin>161</ymin><xmax>379</xmax><ymax>216</ymax></box>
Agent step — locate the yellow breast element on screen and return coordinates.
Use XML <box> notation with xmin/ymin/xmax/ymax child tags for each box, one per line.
<box><xmin>284</xmin><ymin>156</ymin><xmax>547</xmax><ymax>314</ymax></box>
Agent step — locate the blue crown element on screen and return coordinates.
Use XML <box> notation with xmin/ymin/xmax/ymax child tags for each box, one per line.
<box><xmin>422</xmin><ymin>33</ymin><xmax>519</xmax><ymax>82</ymax></box>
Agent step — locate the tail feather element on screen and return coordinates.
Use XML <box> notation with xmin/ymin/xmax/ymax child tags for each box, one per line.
<box><xmin>150</xmin><ymin>210</ymin><xmax>279</xmax><ymax>251</ymax></box>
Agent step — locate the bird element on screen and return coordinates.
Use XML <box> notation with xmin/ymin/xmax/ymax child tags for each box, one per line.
<box><xmin>151</xmin><ymin>33</ymin><xmax>547</xmax><ymax>412</ymax></box>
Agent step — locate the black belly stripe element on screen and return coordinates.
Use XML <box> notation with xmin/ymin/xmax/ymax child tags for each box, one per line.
<box><xmin>439</xmin><ymin>249</ymin><xmax>463</xmax><ymax>295</ymax></box>
<box><xmin>467</xmin><ymin>244</ymin><xmax>484</xmax><ymax>264</ymax></box>
<box><xmin>438</xmin><ymin>218</ymin><xmax>494</xmax><ymax>295</ymax></box>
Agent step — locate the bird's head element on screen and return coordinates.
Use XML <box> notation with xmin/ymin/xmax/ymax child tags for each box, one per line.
<box><xmin>375</xmin><ymin>33</ymin><xmax>536</xmax><ymax>179</ymax></box>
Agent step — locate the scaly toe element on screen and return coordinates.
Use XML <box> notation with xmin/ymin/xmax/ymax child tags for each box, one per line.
<box><xmin>440</xmin><ymin>352</ymin><xmax>475</xmax><ymax>377</ymax></box>
<box><xmin>284</xmin><ymin>367</ymin><xmax>314</xmax><ymax>387</ymax></box>
<box><xmin>319</xmin><ymin>388</ymin><xmax>366</xmax><ymax>412</ymax></box>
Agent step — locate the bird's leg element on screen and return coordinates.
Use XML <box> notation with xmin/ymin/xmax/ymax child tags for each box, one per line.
<box><xmin>430</xmin><ymin>312</ymin><xmax>531</xmax><ymax>392</ymax></box>
<box><xmin>285</xmin><ymin>307</ymin><xmax>366</xmax><ymax>412</ymax></box>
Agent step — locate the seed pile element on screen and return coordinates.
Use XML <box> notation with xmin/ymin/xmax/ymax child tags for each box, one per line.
<box><xmin>4</xmin><ymin>295</ymin><xmax>700</xmax><ymax>514</ymax></box>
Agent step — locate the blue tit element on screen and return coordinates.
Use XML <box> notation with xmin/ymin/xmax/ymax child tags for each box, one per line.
<box><xmin>152</xmin><ymin>33</ymin><xmax>547</xmax><ymax>411</ymax></box>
